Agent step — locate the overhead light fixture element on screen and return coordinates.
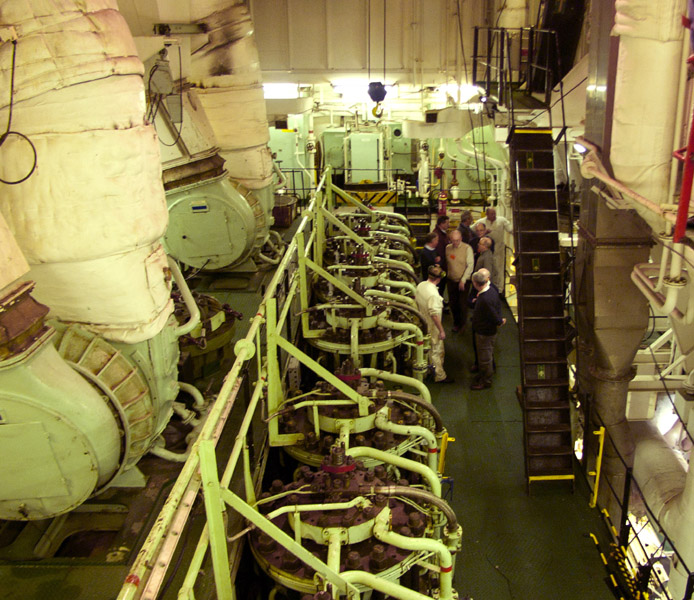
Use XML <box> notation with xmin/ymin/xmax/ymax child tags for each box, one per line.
<box><xmin>573</xmin><ymin>142</ymin><xmax>588</xmax><ymax>155</ymax></box>
<box><xmin>262</xmin><ymin>83</ymin><xmax>299</xmax><ymax>99</ymax></box>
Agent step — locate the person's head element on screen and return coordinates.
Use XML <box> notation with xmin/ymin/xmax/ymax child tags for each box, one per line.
<box><xmin>478</xmin><ymin>236</ymin><xmax>492</xmax><ymax>252</ymax></box>
<box><xmin>436</xmin><ymin>215</ymin><xmax>450</xmax><ymax>229</ymax></box>
<box><xmin>472</xmin><ymin>270</ymin><xmax>487</xmax><ymax>290</ymax></box>
<box><xmin>428</xmin><ymin>265</ymin><xmax>445</xmax><ymax>282</ymax></box>
<box><xmin>460</xmin><ymin>211</ymin><xmax>472</xmax><ymax>226</ymax></box>
<box><xmin>474</xmin><ymin>222</ymin><xmax>487</xmax><ymax>236</ymax></box>
<box><xmin>486</xmin><ymin>207</ymin><xmax>497</xmax><ymax>222</ymax></box>
<box><xmin>477</xmin><ymin>268</ymin><xmax>491</xmax><ymax>282</ymax></box>
<box><xmin>449</xmin><ymin>229</ymin><xmax>462</xmax><ymax>248</ymax></box>
<box><xmin>424</xmin><ymin>232</ymin><xmax>438</xmax><ymax>247</ymax></box>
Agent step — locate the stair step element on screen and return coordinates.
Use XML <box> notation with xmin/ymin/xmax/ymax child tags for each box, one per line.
<box><xmin>525</xmin><ymin>422</ymin><xmax>571</xmax><ymax>433</ymax></box>
<box><xmin>524</xmin><ymin>378</ymin><xmax>570</xmax><ymax>388</ymax></box>
<box><xmin>527</xmin><ymin>464</ymin><xmax>574</xmax><ymax>477</ymax></box>
<box><xmin>525</xmin><ymin>401</ymin><xmax>570</xmax><ymax>411</ymax></box>
<box><xmin>526</xmin><ymin>445</ymin><xmax>573</xmax><ymax>456</ymax></box>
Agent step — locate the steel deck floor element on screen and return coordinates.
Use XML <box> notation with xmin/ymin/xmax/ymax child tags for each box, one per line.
<box><xmin>431</xmin><ymin>303</ymin><xmax>614</xmax><ymax>600</ymax></box>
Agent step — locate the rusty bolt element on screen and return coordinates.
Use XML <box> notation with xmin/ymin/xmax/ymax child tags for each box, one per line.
<box><xmin>282</xmin><ymin>553</ymin><xmax>301</xmax><ymax>572</ymax></box>
<box><xmin>373</xmin><ymin>431</ymin><xmax>387</xmax><ymax>449</ymax></box>
<box><xmin>399</xmin><ymin>525</ymin><xmax>413</xmax><ymax>537</ymax></box>
<box><xmin>355</xmin><ymin>434</ymin><xmax>367</xmax><ymax>446</ymax></box>
<box><xmin>270</xmin><ymin>480</ymin><xmax>284</xmax><ymax>495</ymax></box>
<box><xmin>374</xmin><ymin>494</ymin><xmax>387</xmax><ymax>507</ymax></box>
<box><xmin>364</xmin><ymin>469</ymin><xmax>375</xmax><ymax>482</ymax></box>
<box><xmin>346</xmin><ymin>550</ymin><xmax>361</xmax><ymax>569</ymax></box>
<box><xmin>374</xmin><ymin>465</ymin><xmax>386</xmax><ymax>480</ymax></box>
<box><xmin>369</xmin><ymin>544</ymin><xmax>387</xmax><ymax>570</ymax></box>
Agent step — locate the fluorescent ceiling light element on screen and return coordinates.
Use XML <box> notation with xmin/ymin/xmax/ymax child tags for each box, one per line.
<box><xmin>263</xmin><ymin>83</ymin><xmax>299</xmax><ymax>99</ymax></box>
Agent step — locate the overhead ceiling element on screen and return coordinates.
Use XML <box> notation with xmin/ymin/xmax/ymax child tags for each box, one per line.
<box><xmin>116</xmin><ymin>0</ymin><xmax>542</xmax><ymax>88</ymax></box>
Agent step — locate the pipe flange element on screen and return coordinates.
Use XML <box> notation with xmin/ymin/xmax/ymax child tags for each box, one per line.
<box><xmin>588</xmin><ymin>364</ymin><xmax>636</xmax><ymax>383</ymax></box>
<box><xmin>663</xmin><ymin>275</ymin><xmax>687</xmax><ymax>288</ymax></box>
<box><xmin>234</xmin><ymin>338</ymin><xmax>256</xmax><ymax>360</ymax></box>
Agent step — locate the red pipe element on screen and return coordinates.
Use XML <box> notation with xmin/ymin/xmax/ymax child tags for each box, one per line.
<box><xmin>673</xmin><ymin>105</ymin><xmax>694</xmax><ymax>242</ymax></box>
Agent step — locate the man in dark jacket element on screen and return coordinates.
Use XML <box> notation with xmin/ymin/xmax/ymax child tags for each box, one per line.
<box><xmin>457</xmin><ymin>210</ymin><xmax>475</xmax><ymax>244</ymax></box>
<box><xmin>433</xmin><ymin>215</ymin><xmax>450</xmax><ymax>296</ymax></box>
<box><xmin>420</xmin><ymin>232</ymin><xmax>440</xmax><ymax>281</ymax></box>
<box><xmin>470</xmin><ymin>270</ymin><xmax>506</xmax><ymax>390</ymax></box>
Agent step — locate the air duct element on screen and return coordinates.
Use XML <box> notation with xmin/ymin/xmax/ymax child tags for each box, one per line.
<box><xmin>188</xmin><ymin>0</ymin><xmax>275</xmax><ymax>250</ymax></box>
<box><xmin>0</xmin><ymin>0</ymin><xmax>189</xmax><ymax>519</ymax></box>
<box><xmin>0</xmin><ymin>0</ymin><xmax>172</xmax><ymax>343</ymax></box>
<box><xmin>610</xmin><ymin>0</ymin><xmax>684</xmax><ymax>211</ymax></box>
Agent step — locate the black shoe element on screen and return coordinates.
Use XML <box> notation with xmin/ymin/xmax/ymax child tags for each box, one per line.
<box><xmin>470</xmin><ymin>380</ymin><xmax>491</xmax><ymax>390</ymax></box>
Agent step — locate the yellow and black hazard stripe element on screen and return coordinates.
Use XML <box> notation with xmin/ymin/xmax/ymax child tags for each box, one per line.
<box><xmin>352</xmin><ymin>191</ymin><xmax>397</xmax><ymax>206</ymax></box>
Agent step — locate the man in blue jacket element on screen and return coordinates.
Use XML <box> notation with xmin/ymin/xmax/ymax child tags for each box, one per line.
<box><xmin>470</xmin><ymin>270</ymin><xmax>506</xmax><ymax>390</ymax></box>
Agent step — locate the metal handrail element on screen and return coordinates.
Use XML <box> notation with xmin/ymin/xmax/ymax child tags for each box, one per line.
<box><xmin>116</xmin><ymin>169</ymin><xmax>329</xmax><ymax>600</ymax></box>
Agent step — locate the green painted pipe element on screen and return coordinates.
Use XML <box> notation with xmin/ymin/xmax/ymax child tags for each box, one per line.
<box><xmin>373</xmin><ymin>509</ymin><xmax>454</xmax><ymax>600</ymax></box>
<box><xmin>374</xmin><ymin>408</ymin><xmax>438</xmax><ymax>472</ymax></box>
<box><xmin>345</xmin><ymin>446</ymin><xmax>440</xmax><ymax>497</ymax></box>
<box><xmin>358</xmin><ymin>368</ymin><xmax>431</xmax><ymax>404</ymax></box>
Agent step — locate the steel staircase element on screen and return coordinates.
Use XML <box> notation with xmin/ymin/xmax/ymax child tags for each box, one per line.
<box><xmin>509</xmin><ymin>128</ymin><xmax>574</xmax><ymax>489</ymax></box>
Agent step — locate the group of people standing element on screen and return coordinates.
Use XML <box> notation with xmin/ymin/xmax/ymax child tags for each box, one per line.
<box><xmin>415</xmin><ymin>208</ymin><xmax>512</xmax><ymax>390</ymax></box>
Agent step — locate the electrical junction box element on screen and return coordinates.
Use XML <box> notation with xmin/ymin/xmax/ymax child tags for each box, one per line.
<box><xmin>345</xmin><ymin>131</ymin><xmax>383</xmax><ymax>183</ymax></box>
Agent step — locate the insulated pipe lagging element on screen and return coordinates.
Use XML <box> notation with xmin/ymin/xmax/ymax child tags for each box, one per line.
<box><xmin>0</xmin><ymin>1</ymin><xmax>172</xmax><ymax>343</ymax></box>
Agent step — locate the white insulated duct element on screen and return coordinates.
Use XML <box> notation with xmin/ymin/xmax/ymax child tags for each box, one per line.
<box><xmin>632</xmin><ymin>423</ymin><xmax>694</xmax><ymax>597</ymax></box>
<box><xmin>0</xmin><ymin>0</ymin><xmax>172</xmax><ymax>343</ymax></box>
<box><xmin>496</xmin><ymin>0</ymin><xmax>527</xmax><ymax>29</ymax></box>
<box><xmin>188</xmin><ymin>0</ymin><xmax>274</xmax><ymax>244</ymax></box>
<box><xmin>0</xmin><ymin>209</ymin><xmax>28</xmax><ymax>295</ymax></box>
<box><xmin>610</xmin><ymin>0</ymin><xmax>685</xmax><ymax>208</ymax></box>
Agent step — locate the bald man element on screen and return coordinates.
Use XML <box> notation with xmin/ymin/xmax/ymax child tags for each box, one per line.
<box><xmin>474</xmin><ymin>207</ymin><xmax>512</xmax><ymax>295</ymax></box>
<box><xmin>475</xmin><ymin>236</ymin><xmax>494</xmax><ymax>276</ymax></box>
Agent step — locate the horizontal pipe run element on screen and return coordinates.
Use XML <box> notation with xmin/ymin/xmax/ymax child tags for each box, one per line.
<box><xmin>358</xmin><ymin>368</ymin><xmax>432</xmax><ymax>405</ymax></box>
<box><xmin>345</xmin><ymin>446</ymin><xmax>441</xmax><ymax>497</ymax></box>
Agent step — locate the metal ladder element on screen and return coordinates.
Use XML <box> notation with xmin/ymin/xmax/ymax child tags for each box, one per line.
<box><xmin>509</xmin><ymin>128</ymin><xmax>574</xmax><ymax>489</ymax></box>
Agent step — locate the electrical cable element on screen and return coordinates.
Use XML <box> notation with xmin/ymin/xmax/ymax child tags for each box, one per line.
<box><xmin>0</xmin><ymin>39</ymin><xmax>38</xmax><ymax>185</ymax></box>
<box><xmin>383</xmin><ymin>0</ymin><xmax>386</xmax><ymax>81</ymax></box>
<box><xmin>367</xmin><ymin>0</ymin><xmax>371</xmax><ymax>81</ymax></box>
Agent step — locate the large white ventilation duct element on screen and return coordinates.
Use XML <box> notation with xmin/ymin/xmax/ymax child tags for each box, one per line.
<box><xmin>0</xmin><ymin>0</ymin><xmax>172</xmax><ymax>343</ymax></box>
<box><xmin>496</xmin><ymin>0</ymin><xmax>527</xmax><ymax>29</ymax></box>
<box><xmin>187</xmin><ymin>0</ymin><xmax>274</xmax><ymax>244</ymax></box>
<box><xmin>610</xmin><ymin>0</ymin><xmax>685</xmax><ymax>208</ymax></box>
